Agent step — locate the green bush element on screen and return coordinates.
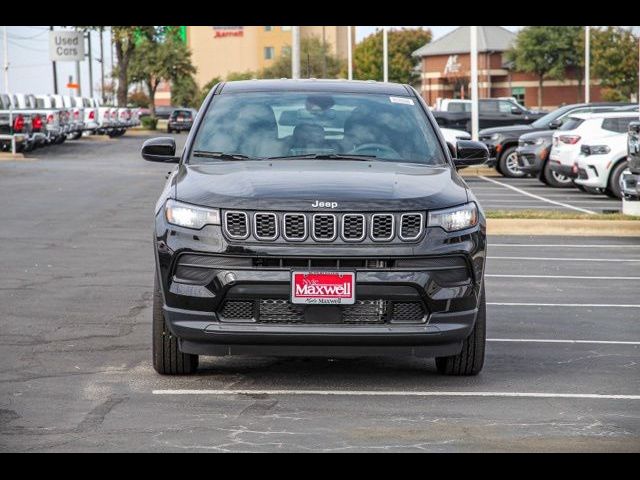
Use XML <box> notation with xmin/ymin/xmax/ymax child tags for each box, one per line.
<box><xmin>141</xmin><ymin>117</ymin><xmax>158</xmax><ymax>130</ymax></box>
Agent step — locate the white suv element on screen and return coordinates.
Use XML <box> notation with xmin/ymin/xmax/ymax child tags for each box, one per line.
<box><xmin>574</xmin><ymin>115</ymin><xmax>639</xmax><ymax>198</ymax></box>
<box><xmin>548</xmin><ymin>112</ymin><xmax>640</xmax><ymax>186</ymax></box>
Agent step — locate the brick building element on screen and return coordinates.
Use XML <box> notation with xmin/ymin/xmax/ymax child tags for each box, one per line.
<box><xmin>412</xmin><ymin>26</ymin><xmax>603</xmax><ymax>110</ymax></box>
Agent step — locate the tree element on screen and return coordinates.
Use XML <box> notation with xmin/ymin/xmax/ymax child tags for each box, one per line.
<box><xmin>128</xmin><ymin>29</ymin><xmax>196</xmax><ymax>118</ymax></box>
<box><xmin>591</xmin><ymin>26</ymin><xmax>639</xmax><ymax>101</ymax></box>
<box><xmin>75</xmin><ymin>26</ymin><xmax>154</xmax><ymax>106</ymax></box>
<box><xmin>171</xmin><ymin>74</ymin><xmax>200</xmax><ymax>108</ymax></box>
<box><xmin>555</xmin><ymin>26</ymin><xmax>586</xmax><ymax>101</ymax></box>
<box><xmin>198</xmin><ymin>77</ymin><xmax>223</xmax><ymax>107</ymax></box>
<box><xmin>506</xmin><ymin>26</ymin><xmax>570</xmax><ymax>109</ymax></box>
<box><xmin>127</xmin><ymin>90</ymin><xmax>150</xmax><ymax>108</ymax></box>
<box><xmin>261</xmin><ymin>37</ymin><xmax>344</xmax><ymax>79</ymax></box>
<box><xmin>227</xmin><ymin>70</ymin><xmax>257</xmax><ymax>81</ymax></box>
<box><xmin>351</xmin><ymin>27</ymin><xmax>432</xmax><ymax>85</ymax></box>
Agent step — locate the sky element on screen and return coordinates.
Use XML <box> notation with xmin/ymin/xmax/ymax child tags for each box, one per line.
<box><xmin>3</xmin><ymin>26</ymin><xmax>636</xmax><ymax>97</ymax></box>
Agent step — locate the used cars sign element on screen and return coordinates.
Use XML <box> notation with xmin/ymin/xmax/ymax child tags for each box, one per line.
<box><xmin>49</xmin><ymin>31</ymin><xmax>85</xmax><ymax>62</ymax></box>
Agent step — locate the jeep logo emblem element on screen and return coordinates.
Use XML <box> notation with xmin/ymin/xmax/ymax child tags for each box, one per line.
<box><xmin>312</xmin><ymin>201</ymin><xmax>338</xmax><ymax>209</ymax></box>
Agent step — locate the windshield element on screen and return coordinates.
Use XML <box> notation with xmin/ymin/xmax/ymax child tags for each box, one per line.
<box><xmin>189</xmin><ymin>91</ymin><xmax>446</xmax><ymax>165</ymax></box>
<box><xmin>530</xmin><ymin>105</ymin><xmax>576</xmax><ymax>129</ymax></box>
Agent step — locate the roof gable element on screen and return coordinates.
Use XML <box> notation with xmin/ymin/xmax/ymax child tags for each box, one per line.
<box><xmin>412</xmin><ymin>26</ymin><xmax>516</xmax><ymax>57</ymax></box>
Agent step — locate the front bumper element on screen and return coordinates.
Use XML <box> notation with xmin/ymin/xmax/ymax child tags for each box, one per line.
<box><xmin>154</xmin><ymin>212</ymin><xmax>486</xmax><ymax>357</ymax></box>
<box><xmin>516</xmin><ymin>144</ymin><xmax>548</xmax><ymax>174</ymax></box>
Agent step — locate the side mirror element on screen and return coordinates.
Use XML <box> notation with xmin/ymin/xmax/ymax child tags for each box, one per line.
<box><xmin>548</xmin><ymin>119</ymin><xmax>562</xmax><ymax>129</ymax></box>
<box><xmin>630</xmin><ymin>121</ymin><xmax>640</xmax><ymax>134</ymax></box>
<box><xmin>141</xmin><ymin>137</ymin><xmax>179</xmax><ymax>163</ymax></box>
<box><xmin>454</xmin><ymin>140</ymin><xmax>489</xmax><ymax>168</ymax></box>
<box><xmin>511</xmin><ymin>107</ymin><xmax>522</xmax><ymax>115</ymax></box>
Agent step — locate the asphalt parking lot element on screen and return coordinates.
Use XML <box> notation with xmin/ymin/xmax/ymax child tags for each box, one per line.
<box><xmin>465</xmin><ymin>176</ymin><xmax>622</xmax><ymax>214</ymax></box>
<box><xmin>1</xmin><ymin>134</ymin><xmax>639</xmax><ymax>452</ymax></box>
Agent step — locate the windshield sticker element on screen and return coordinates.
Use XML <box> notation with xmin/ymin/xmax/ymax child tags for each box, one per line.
<box><xmin>390</xmin><ymin>96</ymin><xmax>414</xmax><ymax>106</ymax></box>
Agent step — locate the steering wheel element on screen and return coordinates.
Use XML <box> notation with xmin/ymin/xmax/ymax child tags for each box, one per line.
<box><xmin>351</xmin><ymin>143</ymin><xmax>400</xmax><ymax>158</ymax></box>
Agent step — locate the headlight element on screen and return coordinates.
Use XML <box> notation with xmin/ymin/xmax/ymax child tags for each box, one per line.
<box><xmin>428</xmin><ymin>202</ymin><xmax>479</xmax><ymax>232</ymax></box>
<box><xmin>490</xmin><ymin>133</ymin><xmax>501</xmax><ymax>141</ymax></box>
<box><xmin>535</xmin><ymin>137</ymin><xmax>546</xmax><ymax>145</ymax></box>
<box><xmin>165</xmin><ymin>199</ymin><xmax>220</xmax><ymax>230</ymax></box>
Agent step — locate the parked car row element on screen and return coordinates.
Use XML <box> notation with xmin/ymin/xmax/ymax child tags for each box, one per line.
<box><xmin>474</xmin><ymin>101</ymin><xmax>639</xmax><ymax>201</ymax></box>
<box><xmin>0</xmin><ymin>92</ymin><xmax>142</xmax><ymax>153</ymax></box>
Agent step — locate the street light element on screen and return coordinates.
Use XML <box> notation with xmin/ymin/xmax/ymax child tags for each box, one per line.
<box><xmin>585</xmin><ymin>26</ymin><xmax>590</xmax><ymax>103</ymax></box>
<box><xmin>470</xmin><ymin>26</ymin><xmax>479</xmax><ymax>141</ymax></box>
<box><xmin>382</xmin><ymin>27</ymin><xmax>388</xmax><ymax>83</ymax></box>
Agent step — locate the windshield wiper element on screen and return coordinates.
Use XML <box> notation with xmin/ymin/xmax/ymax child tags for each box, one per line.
<box><xmin>192</xmin><ymin>150</ymin><xmax>259</xmax><ymax>161</ymax></box>
<box><xmin>267</xmin><ymin>153</ymin><xmax>378</xmax><ymax>161</ymax></box>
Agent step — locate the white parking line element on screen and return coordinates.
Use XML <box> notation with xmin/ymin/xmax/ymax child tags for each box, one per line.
<box><xmin>489</xmin><ymin>256</ymin><xmax>640</xmax><ymax>262</ymax></box>
<box><xmin>151</xmin><ymin>389</ymin><xmax>640</xmax><ymax>400</ymax></box>
<box><xmin>490</xmin><ymin>244</ymin><xmax>640</xmax><ymax>248</ymax></box>
<box><xmin>478</xmin><ymin>176</ymin><xmax>597</xmax><ymax>214</ymax></box>
<box><xmin>488</xmin><ymin>338</ymin><xmax>640</xmax><ymax>345</ymax></box>
<box><xmin>486</xmin><ymin>274</ymin><xmax>640</xmax><ymax>280</ymax></box>
<box><xmin>488</xmin><ymin>302</ymin><xmax>640</xmax><ymax>308</ymax></box>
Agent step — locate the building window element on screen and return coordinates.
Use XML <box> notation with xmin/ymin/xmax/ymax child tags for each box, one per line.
<box><xmin>264</xmin><ymin>47</ymin><xmax>275</xmax><ymax>60</ymax></box>
<box><xmin>281</xmin><ymin>26</ymin><xmax>291</xmax><ymax>31</ymax></box>
<box><xmin>264</xmin><ymin>26</ymin><xmax>273</xmax><ymax>32</ymax></box>
<box><xmin>511</xmin><ymin>87</ymin><xmax>525</xmax><ymax>105</ymax></box>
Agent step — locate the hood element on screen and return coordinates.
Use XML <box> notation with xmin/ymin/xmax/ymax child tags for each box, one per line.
<box><xmin>174</xmin><ymin>160</ymin><xmax>469</xmax><ymax>211</ymax></box>
<box><xmin>479</xmin><ymin>124</ymin><xmax>536</xmax><ymax>136</ymax></box>
<box><xmin>519</xmin><ymin>130</ymin><xmax>554</xmax><ymax>141</ymax></box>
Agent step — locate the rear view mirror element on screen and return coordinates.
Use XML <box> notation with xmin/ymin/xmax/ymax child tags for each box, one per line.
<box><xmin>453</xmin><ymin>140</ymin><xmax>489</xmax><ymax>168</ymax></box>
<box><xmin>141</xmin><ymin>137</ymin><xmax>179</xmax><ymax>163</ymax></box>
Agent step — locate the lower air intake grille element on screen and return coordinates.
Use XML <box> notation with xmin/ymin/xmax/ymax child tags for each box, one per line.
<box><xmin>218</xmin><ymin>299</ymin><xmax>426</xmax><ymax>324</ymax></box>
<box><xmin>220</xmin><ymin>300</ymin><xmax>254</xmax><ymax>321</ymax></box>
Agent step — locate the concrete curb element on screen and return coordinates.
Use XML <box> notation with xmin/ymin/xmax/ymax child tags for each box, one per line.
<box><xmin>0</xmin><ymin>152</ymin><xmax>28</xmax><ymax>161</ymax></box>
<box><xmin>460</xmin><ymin>166</ymin><xmax>499</xmax><ymax>177</ymax></box>
<box><xmin>487</xmin><ymin>218</ymin><xmax>640</xmax><ymax>237</ymax></box>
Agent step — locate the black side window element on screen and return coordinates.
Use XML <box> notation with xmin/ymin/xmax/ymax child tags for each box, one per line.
<box><xmin>602</xmin><ymin>117</ymin><xmax>633</xmax><ymax>133</ymax></box>
<box><xmin>480</xmin><ymin>101</ymin><xmax>498</xmax><ymax>113</ymax></box>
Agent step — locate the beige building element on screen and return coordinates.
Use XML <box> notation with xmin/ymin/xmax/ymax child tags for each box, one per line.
<box><xmin>187</xmin><ymin>26</ymin><xmax>352</xmax><ymax>88</ymax></box>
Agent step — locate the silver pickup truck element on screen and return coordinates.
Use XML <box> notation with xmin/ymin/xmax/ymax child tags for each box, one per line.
<box><xmin>0</xmin><ymin>94</ymin><xmax>35</xmax><ymax>153</ymax></box>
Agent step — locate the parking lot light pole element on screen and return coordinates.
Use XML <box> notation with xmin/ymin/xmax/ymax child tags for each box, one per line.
<box><xmin>347</xmin><ymin>26</ymin><xmax>353</xmax><ymax>80</ymax></box>
<box><xmin>470</xmin><ymin>25</ymin><xmax>479</xmax><ymax>141</ymax></box>
<box><xmin>3</xmin><ymin>26</ymin><xmax>8</xmax><ymax>93</ymax></box>
<box><xmin>585</xmin><ymin>26</ymin><xmax>590</xmax><ymax>103</ymax></box>
<box><xmin>291</xmin><ymin>26</ymin><xmax>300</xmax><ymax>80</ymax></box>
<box><xmin>382</xmin><ymin>27</ymin><xmax>388</xmax><ymax>82</ymax></box>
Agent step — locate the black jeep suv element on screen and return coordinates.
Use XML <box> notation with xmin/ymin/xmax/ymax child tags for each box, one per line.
<box><xmin>142</xmin><ymin>79</ymin><xmax>489</xmax><ymax>376</ymax></box>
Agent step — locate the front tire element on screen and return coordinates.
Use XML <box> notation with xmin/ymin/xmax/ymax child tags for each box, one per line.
<box><xmin>497</xmin><ymin>147</ymin><xmax>526</xmax><ymax>178</ymax></box>
<box><xmin>436</xmin><ymin>286</ymin><xmax>486</xmax><ymax>376</ymax></box>
<box><xmin>605</xmin><ymin>161</ymin><xmax>628</xmax><ymax>200</ymax></box>
<box><xmin>542</xmin><ymin>161</ymin><xmax>573</xmax><ymax>188</ymax></box>
<box><xmin>152</xmin><ymin>275</ymin><xmax>199</xmax><ymax>375</ymax></box>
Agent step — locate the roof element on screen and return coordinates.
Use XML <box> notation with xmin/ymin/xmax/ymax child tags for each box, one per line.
<box><xmin>219</xmin><ymin>79</ymin><xmax>411</xmax><ymax>96</ymax></box>
<box><xmin>570</xmin><ymin>111</ymin><xmax>640</xmax><ymax>120</ymax></box>
<box><xmin>412</xmin><ymin>26</ymin><xmax>516</xmax><ymax>57</ymax></box>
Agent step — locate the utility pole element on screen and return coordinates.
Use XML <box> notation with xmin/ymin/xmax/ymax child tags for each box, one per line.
<box><xmin>291</xmin><ymin>26</ymin><xmax>300</xmax><ymax>79</ymax></box>
<box><xmin>50</xmin><ymin>26</ymin><xmax>58</xmax><ymax>94</ymax></box>
<box><xmin>75</xmin><ymin>60</ymin><xmax>82</xmax><ymax>97</ymax></box>
<box><xmin>99</xmin><ymin>27</ymin><xmax>105</xmax><ymax>103</ymax></box>
<box><xmin>347</xmin><ymin>26</ymin><xmax>353</xmax><ymax>80</ymax></box>
<box><xmin>585</xmin><ymin>26</ymin><xmax>590</xmax><ymax>103</ymax></box>
<box><xmin>470</xmin><ymin>26</ymin><xmax>479</xmax><ymax>141</ymax></box>
<box><xmin>3</xmin><ymin>26</ymin><xmax>8</xmax><ymax>93</ymax></box>
<box><xmin>321</xmin><ymin>26</ymin><xmax>327</xmax><ymax>78</ymax></box>
<box><xmin>87</xmin><ymin>31</ymin><xmax>94</xmax><ymax>98</ymax></box>
<box><xmin>382</xmin><ymin>27</ymin><xmax>388</xmax><ymax>82</ymax></box>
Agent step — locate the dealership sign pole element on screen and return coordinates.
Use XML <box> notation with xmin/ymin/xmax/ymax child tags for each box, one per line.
<box><xmin>470</xmin><ymin>26</ymin><xmax>479</xmax><ymax>141</ymax></box>
<box><xmin>382</xmin><ymin>27</ymin><xmax>388</xmax><ymax>82</ymax></box>
<box><xmin>585</xmin><ymin>26</ymin><xmax>590</xmax><ymax>103</ymax></box>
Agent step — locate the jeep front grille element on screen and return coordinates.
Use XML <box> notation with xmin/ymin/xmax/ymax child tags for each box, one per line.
<box><xmin>223</xmin><ymin>211</ymin><xmax>249</xmax><ymax>239</ymax></box>
<box><xmin>221</xmin><ymin>211</ymin><xmax>425</xmax><ymax>243</ymax></box>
